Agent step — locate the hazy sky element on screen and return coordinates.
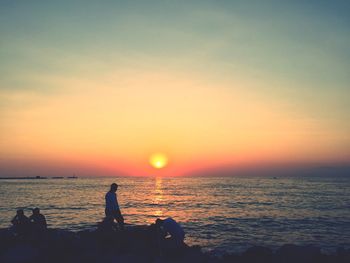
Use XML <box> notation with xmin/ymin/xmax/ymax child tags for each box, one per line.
<box><xmin>1</xmin><ymin>0</ymin><xmax>349</xmax><ymax>176</ymax></box>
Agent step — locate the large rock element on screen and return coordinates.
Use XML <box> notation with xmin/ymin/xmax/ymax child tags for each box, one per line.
<box><xmin>0</xmin><ymin>227</ymin><xmax>348</xmax><ymax>263</ymax></box>
<box><xmin>241</xmin><ymin>246</ymin><xmax>273</xmax><ymax>263</ymax></box>
<box><xmin>276</xmin><ymin>244</ymin><xmax>322</xmax><ymax>263</ymax></box>
<box><xmin>0</xmin><ymin>244</ymin><xmax>39</xmax><ymax>263</ymax></box>
<box><xmin>337</xmin><ymin>248</ymin><xmax>350</xmax><ymax>263</ymax></box>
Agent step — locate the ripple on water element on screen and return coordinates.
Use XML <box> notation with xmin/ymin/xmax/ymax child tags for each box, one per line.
<box><xmin>0</xmin><ymin>176</ymin><xmax>349</xmax><ymax>253</ymax></box>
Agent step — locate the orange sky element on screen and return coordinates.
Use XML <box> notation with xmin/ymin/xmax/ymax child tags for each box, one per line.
<box><xmin>1</xmin><ymin>68</ymin><xmax>349</xmax><ymax>176</ymax></box>
<box><xmin>0</xmin><ymin>1</ymin><xmax>349</xmax><ymax>177</ymax></box>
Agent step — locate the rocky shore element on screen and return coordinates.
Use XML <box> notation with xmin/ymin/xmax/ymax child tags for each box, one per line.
<box><xmin>0</xmin><ymin>226</ymin><xmax>349</xmax><ymax>263</ymax></box>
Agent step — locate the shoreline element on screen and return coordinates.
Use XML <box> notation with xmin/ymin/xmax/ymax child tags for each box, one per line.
<box><xmin>0</xmin><ymin>226</ymin><xmax>349</xmax><ymax>263</ymax></box>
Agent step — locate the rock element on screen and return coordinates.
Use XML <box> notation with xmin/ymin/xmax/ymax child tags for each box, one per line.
<box><xmin>111</xmin><ymin>254</ymin><xmax>147</xmax><ymax>263</ymax></box>
<box><xmin>181</xmin><ymin>245</ymin><xmax>209</xmax><ymax>263</ymax></box>
<box><xmin>0</xmin><ymin>227</ymin><xmax>347</xmax><ymax>263</ymax></box>
<box><xmin>221</xmin><ymin>253</ymin><xmax>242</xmax><ymax>263</ymax></box>
<box><xmin>241</xmin><ymin>246</ymin><xmax>273</xmax><ymax>263</ymax></box>
<box><xmin>276</xmin><ymin>244</ymin><xmax>322</xmax><ymax>263</ymax></box>
<box><xmin>337</xmin><ymin>247</ymin><xmax>350</xmax><ymax>263</ymax></box>
<box><xmin>0</xmin><ymin>244</ymin><xmax>39</xmax><ymax>263</ymax></box>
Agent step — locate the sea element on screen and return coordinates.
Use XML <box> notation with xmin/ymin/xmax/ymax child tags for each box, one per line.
<box><xmin>0</xmin><ymin>175</ymin><xmax>349</xmax><ymax>254</ymax></box>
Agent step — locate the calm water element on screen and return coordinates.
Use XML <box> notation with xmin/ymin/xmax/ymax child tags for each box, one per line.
<box><xmin>0</xmin><ymin>176</ymin><xmax>349</xmax><ymax>254</ymax></box>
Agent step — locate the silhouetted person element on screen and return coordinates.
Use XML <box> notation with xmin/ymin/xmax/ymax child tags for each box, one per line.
<box><xmin>105</xmin><ymin>183</ymin><xmax>124</xmax><ymax>230</ymax></box>
<box><xmin>11</xmin><ymin>209</ymin><xmax>31</xmax><ymax>236</ymax></box>
<box><xmin>155</xmin><ymin>217</ymin><xmax>185</xmax><ymax>249</ymax></box>
<box><xmin>29</xmin><ymin>207</ymin><xmax>47</xmax><ymax>231</ymax></box>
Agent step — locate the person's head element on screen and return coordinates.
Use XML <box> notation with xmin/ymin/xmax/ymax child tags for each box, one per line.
<box><xmin>155</xmin><ymin>218</ymin><xmax>164</xmax><ymax>226</ymax></box>
<box><xmin>32</xmin><ymin>208</ymin><xmax>40</xmax><ymax>215</ymax></box>
<box><xmin>16</xmin><ymin>209</ymin><xmax>24</xmax><ymax>217</ymax></box>
<box><xmin>110</xmin><ymin>183</ymin><xmax>118</xmax><ymax>192</ymax></box>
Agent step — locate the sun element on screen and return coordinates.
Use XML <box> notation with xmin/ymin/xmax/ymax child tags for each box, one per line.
<box><xmin>149</xmin><ymin>153</ymin><xmax>168</xmax><ymax>169</ymax></box>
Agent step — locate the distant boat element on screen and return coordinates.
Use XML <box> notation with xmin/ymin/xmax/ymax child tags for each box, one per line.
<box><xmin>52</xmin><ymin>176</ymin><xmax>64</xmax><ymax>179</ymax></box>
<box><xmin>68</xmin><ymin>174</ymin><xmax>78</xmax><ymax>179</ymax></box>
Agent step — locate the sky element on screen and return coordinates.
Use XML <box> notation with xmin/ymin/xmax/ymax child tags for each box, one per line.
<box><xmin>0</xmin><ymin>0</ymin><xmax>349</xmax><ymax>177</ymax></box>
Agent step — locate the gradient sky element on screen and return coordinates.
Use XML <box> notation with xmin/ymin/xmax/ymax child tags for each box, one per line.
<box><xmin>1</xmin><ymin>0</ymin><xmax>349</xmax><ymax>177</ymax></box>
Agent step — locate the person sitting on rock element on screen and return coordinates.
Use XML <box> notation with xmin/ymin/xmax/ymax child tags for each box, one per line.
<box><xmin>29</xmin><ymin>207</ymin><xmax>47</xmax><ymax>231</ymax></box>
<box><xmin>11</xmin><ymin>209</ymin><xmax>31</xmax><ymax>236</ymax></box>
<box><xmin>155</xmin><ymin>217</ymin><xmax>185</xmax><ymax>249</ymax></box>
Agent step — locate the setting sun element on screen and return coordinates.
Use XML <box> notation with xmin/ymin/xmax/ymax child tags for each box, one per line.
<box><xmin>149</xmin><ymin>153</ymin><xmax>168</xmax><ymax>169</ymax></box>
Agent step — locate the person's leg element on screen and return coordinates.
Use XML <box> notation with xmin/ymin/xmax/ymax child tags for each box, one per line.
<box><xmin>105</xmin><ymin>208</ymin><xmax>110</xmax><ymax>217</ymax></box>
<box><xmin>114</xmin><ymin>209</ymin><xmax>124</xmax><ymax>230</ymax></box>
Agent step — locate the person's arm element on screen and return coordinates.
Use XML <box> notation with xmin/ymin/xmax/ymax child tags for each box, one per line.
<box><xmin>11</xmin><ymin>215</ymin><xmax>18</xmax><ymax>225</ymax></box>
<box><xmin>112</xmin><ymin>193</ymin><xmax>119</xmax><ymax>210</ymax></box>
<box><xmin>42</xmin><ymin>215</ymin><xmax>47</xmax><ymax>228</ymax></box>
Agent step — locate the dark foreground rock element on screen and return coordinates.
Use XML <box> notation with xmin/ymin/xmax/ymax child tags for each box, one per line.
<box><xmin>0</xmin><ymin>227</ymin><xmax>349</xmax><ymax>263</ymax></box>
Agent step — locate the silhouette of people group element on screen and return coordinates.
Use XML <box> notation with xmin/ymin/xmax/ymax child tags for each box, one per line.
<box><xmin>11</xmin><ymin>207</ymin><xmax>47</xmax><ymax>237</ymax></box>
<box><xmin>10</xmin><ymin>182</ymin><xmax>185</xmax><ymax>252</ymax></box>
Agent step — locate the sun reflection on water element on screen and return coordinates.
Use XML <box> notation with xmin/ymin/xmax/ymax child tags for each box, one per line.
<box><xmin>154</xmin><ymin>177</ymin><xmax>163</xmax><ymax>217</ymax></box>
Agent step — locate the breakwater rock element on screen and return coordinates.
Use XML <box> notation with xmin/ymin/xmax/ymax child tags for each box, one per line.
<box><xmin>0</xmin><ymin>226</ymin><xmax>349</xmax><ymax>263</ymax></box>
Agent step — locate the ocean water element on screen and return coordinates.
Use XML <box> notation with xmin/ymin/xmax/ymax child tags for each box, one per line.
<box><xmin>0</xmin><ymin>176</ymin><xmax>349</xmax><ymax>254</ymax></box>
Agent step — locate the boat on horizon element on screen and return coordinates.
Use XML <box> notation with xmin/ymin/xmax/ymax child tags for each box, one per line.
<box><xmin>67</xmin><ymin>174</ymin><xmax>78</xmax><ymax>179</ymax></box>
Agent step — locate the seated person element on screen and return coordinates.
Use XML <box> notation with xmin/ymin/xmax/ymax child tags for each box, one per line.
<box><xmin>155</xmin><ymin>217</ymin><xmax>185</xmax><ymax>248</ymax></box>
<box><xmin>29</xmin><ymin>207</ymin><xmax>47</xmax><ymax>231</ymax></box>
<box><xmin>11</xmin><ymin>209</ymin><xmax>31</xmax><ymax>236</ymax></box>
